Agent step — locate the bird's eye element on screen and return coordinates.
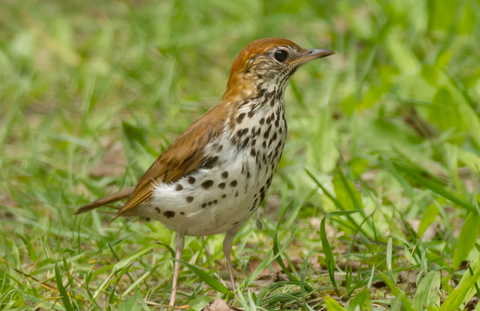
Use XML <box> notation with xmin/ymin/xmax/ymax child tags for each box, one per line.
<box><xmin>274</xmin><ymin>50</ymin><xmax>288</xmax><ymax>62</ymax></box>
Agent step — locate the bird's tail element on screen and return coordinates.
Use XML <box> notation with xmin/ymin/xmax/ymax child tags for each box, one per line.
<box><xmin>75</xmin><ymin>186</ymin><xmax>135</xmax><ymax>215</ymax></box>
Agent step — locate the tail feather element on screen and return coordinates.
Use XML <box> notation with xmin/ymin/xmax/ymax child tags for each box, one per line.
<box><xmin>75</xmin><ymin>186</ymin><xmax>135</xmax><ymax>215</ymax></box>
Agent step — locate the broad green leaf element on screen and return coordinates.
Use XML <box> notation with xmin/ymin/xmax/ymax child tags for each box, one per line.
<box><xmin>453</xmin><ymin>85</ymin><xmax>480</xmax><ymax>149</ymax></box>
<box><xmin>385</xmin><ymin>27</ymin><xmax>420</xmax><ymax>74</ymax></box>
<box><xmin>440</xmin><ymin>269</ymin><xmax>480</xmax><ymax>310</ymax></box>
<box><xmin>413</xmin><ymin>271</ymin><xmax>441</xmax><ymax>310</ymax></box>
<box><xmin>348</xmin><ymin>158</ymin><xmax>369</xmax><ymax>177</ymax></box>
<box><xmin>349</xmin><ymin>288</ymin><xmax>371</xmax><ymax>311</ymax></box>
<box><xmin>453</xmin><ymin>212</ymin><xmax>480</xmax><ymax>270</ymax></box>
<box><xmin>175</xmin><ymin>259</ymin><xmax>231</xmax><ymax>295</ymax></box>
<box><xmin>189</xmin><ymin>296</ymin><xmax>214</xmax><ymax>310</ymax></box>
<box><xmin>379</xmin><ymin>272</ymin><xmax>415</xmax><ymax>311</ymax></box>
<box><xmin>325</xmin><ymin>297</ymin><xmax>348</xmax><ymax>311</ymax></box>
<box><xmin>418</xmin><ymin>203</ymin><xmax>439</xmax><ymax>238</ymax></box>
<box><xmin>118</xmin><ymin>294</ymin><xmax>143</xmax><ymax>311</ymax></box>
<box><xmin>430</xmin><ymin>87</ymin><xmax>466</xmax><ymax>134</ymax></box>
<box><xmin>333</xmin><ymin>174</ymin><xmax>363</xmax><ymax>210</ymax></box>
<box><xmin>458</xmin><ymin>256</ymin><xmax>480</xmax><ymax>306</ymax></box>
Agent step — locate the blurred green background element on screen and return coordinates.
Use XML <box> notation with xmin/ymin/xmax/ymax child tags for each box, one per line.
<box><xmin>1</xmin><ymin>0</ymin><xmax>480</xmax><ymax>310</ymax></box>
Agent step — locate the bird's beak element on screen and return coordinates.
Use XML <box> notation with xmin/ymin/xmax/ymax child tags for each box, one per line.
<box><xmin>291</xmin><ymin>49</ymin><xmax>335</xmax><ymax>66</ymax></box>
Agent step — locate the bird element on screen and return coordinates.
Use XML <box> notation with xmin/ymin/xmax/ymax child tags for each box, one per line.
<box><xmin>76</xmin><ymin>37</ymin><xmax>334</xmax><ymax>307</ymax></box>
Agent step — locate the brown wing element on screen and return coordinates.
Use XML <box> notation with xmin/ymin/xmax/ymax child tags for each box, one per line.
<box><xmin>115</xmin><ymin>102</ymin><xmax>229</xmax><ymax>218</ymax></box>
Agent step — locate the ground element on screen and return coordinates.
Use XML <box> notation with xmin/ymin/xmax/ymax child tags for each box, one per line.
<box><xmin>1</xmin><ymin>0</ymin><xmax>480</xmax><ymax>310</ymax></box>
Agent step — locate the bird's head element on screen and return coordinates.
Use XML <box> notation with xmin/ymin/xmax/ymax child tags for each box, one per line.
<box><xmin>223</xmin><ymin>38</ymin><xmax>334</xmax><ymax>102</ymax></box>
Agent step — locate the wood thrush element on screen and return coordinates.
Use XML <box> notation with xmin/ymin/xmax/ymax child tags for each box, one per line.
<box><xmin>76</xmin><ymin>38</ymin><xmax>334</xmax><ymax>306</ymax></box>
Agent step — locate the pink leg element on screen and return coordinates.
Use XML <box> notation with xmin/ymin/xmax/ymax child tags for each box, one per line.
<box><xmin>223</xmin><ymin>228</ymin><xmax>239</xmax><ymax>292</ymax></box>
<box><xmin>169</xmin><ymin>231</ymin><xmax>185</xmax><ymax>307</ymax></box>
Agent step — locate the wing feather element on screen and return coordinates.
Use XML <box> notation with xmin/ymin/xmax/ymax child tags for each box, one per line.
<box><xmin>115</xmin><ymin>102</ymin><xmax>229</xmax><ymax>217</ymax></box>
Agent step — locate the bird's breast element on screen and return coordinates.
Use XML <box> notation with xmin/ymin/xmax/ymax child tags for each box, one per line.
<box><xmin>137</xmin><ymin>97</ymin><xmax>287</xmax><ymax>236</ymax></box>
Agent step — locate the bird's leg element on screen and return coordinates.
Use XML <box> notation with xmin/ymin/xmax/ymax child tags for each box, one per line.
<box><xmin>223</xmin><ymin>228</ymin><xmax>240</xmax><ymax>292</ymax></box>
<box><xmin>169</xmin><ymin>231</ymin><xmax>185</xmax><ymax>308</ymax></box>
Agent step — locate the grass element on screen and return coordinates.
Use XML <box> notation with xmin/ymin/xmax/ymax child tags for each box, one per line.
<box><xmin>1</xmin><ymin>0</ymin><xmax>480</xmax><ymax>310</ymax></box>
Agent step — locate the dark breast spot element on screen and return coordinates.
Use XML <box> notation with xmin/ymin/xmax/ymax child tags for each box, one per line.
<box><xmin>221</xmin><ymin>171</ymin><xmax>229</xmax><ymax>179</ymax></box>
<box><xmin>186</xmin><ymin>196</ymin><xmax>194</xmax><ymax>203</ymax></box>
<box><xmin>237</xmin><ymin>128</ymin><xmax>249</xmax><ymax>137</ymax></box>
<box><xmin>155</xmin><ymin>207</ymin><xmax>161</xmax><ymax>213</ymax></box>
<box><xmin>260</xmin><ymin>118</ymin><xmax>265</xmax><ymax>125</ymax></box>
<box><xmin>264</xmin><ymin>125</ymin><xmax>272</xmax><ymax>139</ymax></box>
<box><xmin>201</xmin><ymin>180</ymin><xmax>214</xmax><ymax>189</ymax></box>
<box><xmin>164</xmin><ymin>211</ymin><xmax>175</xmax><ymax>218</ymax></box>
<box><xmin>218</xmin><ymin>182</ymin><xmax>226</xmax><ymax>189</ymax></box>
<box><xmin>187</xmin><ymin>176</ymin><xmax>196</xmax><ymax>184</ymax></box>
<box><xmin>236</xmin><ymin>113</ymin><xmax>246</xmax><ymax>123</ymax></box>
<box><xmin>180</xmin><ymin>212</ymin><xmax>185</xmax><ymax>215</ymax></box>
<box><xmin>248</xmin><ymin>110</ymin><xmax>255</xmax><ymax>118</ymax></box>
<box><xmin>213</xmin><ymin>200</ymin><xmax>218</xmax><ymax>204</ymax></box>
<box><xmin>222</xmin><ymin>194</ymin><xmax>227</xmax><ymax>198</ymax></box>
<box><xmin>202</xmin><ymin>203</ymin><xmax>207</xmax><ymax>208</ymax></box>
<box><xmin>175</xmin><ymin>184</ymin><xmax>183</xmax><ymax>191</ymax></box>
<box><xmin>230</xmin><ymin>180</ymin><xmax>238</xmax><ymax>187</ymax></box>
<box><xmin>241</xmin><ymin>137</ymin><xmax>250</xmax><ymax>148</ymax></box>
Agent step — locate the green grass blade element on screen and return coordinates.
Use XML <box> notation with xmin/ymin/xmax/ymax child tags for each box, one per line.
<box><xmin>54</xmin><ymin>263</ymin><xmax>73</xmax><ymax>311</ymax></box>
<box><xmin>349</xmin><ymin>288</ymin><xmax>372</xmax><ymax>311</ymax></box>
<box><xmin>395</xmin><ymin>164</ymin><xmax>478</xmax><ymax>214</ymax></box>
<box><xmin>440</xmin><ymin>269</ymin><xmax>480</xmax><ymax>311</ymax></box>
<box><xmin>379</xmin><ymin>272</ymin><xmax>415</xmax><ymax>311</ymax></box>
<box><xmin>324</xmin><ymin>297</ymin><xmax>348</xmax><ymax>311</ymax></box>
<box><xmin>412</xmin><ymin>271</ymin><xmax>441</xmax><ymax>310</ymax></box>
<box><xmin>320</xmin><ymin>210</ymin><xmax>361</xmax><ymax>296</ymax></box>
<box><xmin>418</xmin><ymin>203</ymin><xmax>440</xmax><ymax>238</ymax></box>
<box><xmin>114</xmin><ymin>244</ymin><xmax>155</xmax><ymax>272</ymax></box>
<box><xmin>379</xmin><ymin>156</ymin><xmax>414</xmax><ymax>200</ymax></box>
<box><xmin>453</xmin><ymin>212</ymin><xmax>480</xmax><ymax>270</ymax></box>
<box><xmin>243</xmin><ymin>228</ymin><xmax>296</xmax><ymax>289</ymax></box>
<box><xmin>174</xmin><ymin>259</ymin><xmax>231</xmax><ymax>296</ymax></box>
